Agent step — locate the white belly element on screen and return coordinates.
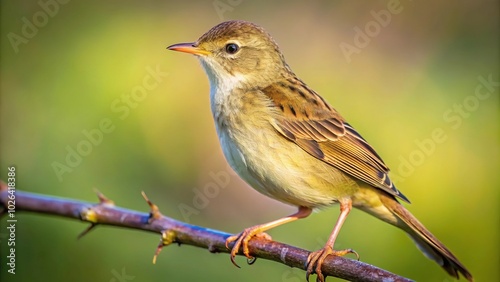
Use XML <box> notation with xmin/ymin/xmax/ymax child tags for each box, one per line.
<box><xmin>217</xmin><ymin>125</ymin><xmax>268</xmax><ymax>193</ymax></box>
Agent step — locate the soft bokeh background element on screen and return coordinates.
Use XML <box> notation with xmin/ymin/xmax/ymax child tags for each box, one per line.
<box><xmin>1</xmin><ymin>1</ymin><xmax>498</xmax><ymax>281</ymax></box>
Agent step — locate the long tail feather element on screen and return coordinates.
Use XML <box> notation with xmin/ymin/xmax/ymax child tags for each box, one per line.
<box><xmin>379</xmin><ymin>194</ymin><xmax>474</xmax><ymax>281</ymax></box>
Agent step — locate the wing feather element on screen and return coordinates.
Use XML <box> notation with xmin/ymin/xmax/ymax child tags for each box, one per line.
<box><xmin>263</xmin><ymin>79</ymin><xmax>409</xmax><ymax>203</ymax></box>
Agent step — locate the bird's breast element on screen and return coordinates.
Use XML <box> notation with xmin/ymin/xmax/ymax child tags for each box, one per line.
<box><xmin>209</xmin><ymin>83</ymin><xmax>359</xmax><ymax>208</ymax></box>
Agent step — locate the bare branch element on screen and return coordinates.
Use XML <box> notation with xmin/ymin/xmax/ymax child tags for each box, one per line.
<box><xmin>0</xmin><ymin>181</ymin><xmax>413</xmax><ymax>282</ymax></box>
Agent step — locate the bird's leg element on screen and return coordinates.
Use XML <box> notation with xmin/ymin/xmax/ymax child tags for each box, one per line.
<box><xmin>306</xmin><ymin>200</ymin><xmax>358</xmax><ymax>282</ymax></box>
<box><xmin>225</xmin><ymin>206</ymin><xmax>312</xmax><ymax>267</ymax></box>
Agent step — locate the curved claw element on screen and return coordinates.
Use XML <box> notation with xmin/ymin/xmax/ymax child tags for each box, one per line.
<box><xmin>226</xmin><ymin>234</ymin><xmax>242</xmax><ymax>268</ymax></box>
<box><xmin>306</xmin><ymin>247</ymin><xmax>359</xmax><ymax>282</ymax></box>
<box><xmin>230</xmin><ymin>254</ymin><xmax>241</xmax><ymax>268</ymax></box>
<box><xmin>225</xmin><ymin>235</ymin><xmax>236</xmax><ymax>250</ymax></box>
<box><xmin>247</xmin><ymin>257</ymin><xmax>257</xmax><ymax>265</ymax></box>
<box><xmin>225</xmin><ymin>228</ymin><xmax>272</xmax><ymax>268</ymax></box>
<box><xmin>347</xmin><ymin>248</ymin><xmax>360</xmax><ymax>261</ymax></box>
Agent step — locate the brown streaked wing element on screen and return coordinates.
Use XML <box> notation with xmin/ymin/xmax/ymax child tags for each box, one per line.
<box><xmin>262</xmin><ymin>80</ymin><xmax>410</xmax><ymax>203</ymax></box>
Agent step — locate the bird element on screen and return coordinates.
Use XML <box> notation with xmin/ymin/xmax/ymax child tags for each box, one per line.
<box><xmin>167</xmin><ymin>20</ymin><xmax>473</xmax><ymax>282</ymax></box>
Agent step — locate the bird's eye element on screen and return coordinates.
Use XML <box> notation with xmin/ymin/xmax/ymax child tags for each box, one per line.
<box><xmin>225</xmin><ymin>43</ymin><xmax>239</xmax><ymax>54</ymax></box>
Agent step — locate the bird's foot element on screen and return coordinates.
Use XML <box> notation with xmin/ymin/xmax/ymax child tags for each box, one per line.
<box><xmin>225</xmin><ymin>226</ymin><xmax>272</xmax><ymax>267</ymax></box>
<box><xmin>306</xmin><ymin>247</ymin><xmax>359</xmax><ymax>282</ymax></box>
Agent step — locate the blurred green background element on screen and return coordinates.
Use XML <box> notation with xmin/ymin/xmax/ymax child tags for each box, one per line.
<box><xmin>1</xmin><ymin>1</ymin><xmax>498</xmax><ymax>281</ymax></box>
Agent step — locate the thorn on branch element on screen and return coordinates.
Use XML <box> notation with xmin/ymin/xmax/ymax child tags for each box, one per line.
<box><xmin>141</xmin><ymin>191</ymin><xmax>162</xmax><ymax>222</ymax></box>
<box><xmin>94</xmin><ymin>188</ymin><xmax>114</xmax><ymax>206</ymax></box>
<box><xmin>77</xmin><ymin>223</ymin><xmax>98</xmax><ymax>240</ymax></box>
<box><xmin>152</xmin><ymin>229</ymin><xmax>177</xmax><ymax>264</ymax></box>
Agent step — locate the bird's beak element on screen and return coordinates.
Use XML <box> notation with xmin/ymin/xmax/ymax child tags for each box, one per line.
<box><xmin>167</xmin><ymin>42</ymin><xmax>210</xmax><ymax>56</ymax></box>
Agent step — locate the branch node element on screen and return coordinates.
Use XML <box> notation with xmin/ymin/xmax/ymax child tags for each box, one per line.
<box><xmin>80</xmin><ymin>207</ymin><xmax>98</xmax><ymax>223</ymax></box>
<box><xmin>208</xmin><ymin>243</ymin><xmax>219</xmax><ymax>253</ymax></box>
<box><xmin>152</xmin><ymin>229</ymin><xmax>177</xmax><ymax>264</ymax></box>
